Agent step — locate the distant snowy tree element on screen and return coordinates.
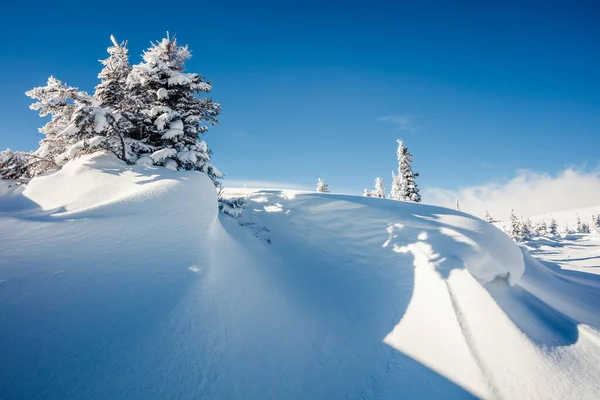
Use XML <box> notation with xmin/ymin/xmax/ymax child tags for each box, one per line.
<box><xmin>394</xmin><ymin>140</ymin><xmax>421</xmax><ymax>202</ymax></box>
<box><xmin>581</xmin><ymin>222</ymin><xmax>590</xmax><ymax>234</ymax></box>
<box><xmin>390</xmin><ymin>171</ymin><xmax>401</xmax><ymax>200</ymax></box>
<box><xmin>316</xmin><ymin>178</ymin><xmax>329</xmax><ymax>193</ymax></box>
<box><xmin>373</xmin><ymin>177</ymin><xmax>385</xmax><ymax>198</ymax></box>
<box><xmin>507</xmin><ymin>209</ymin><xmax>521</xmax><ymax>240</ymax></box>
<box><xmin>536</xmin><ymin>220</ymin><xmax>548</xmax><ymax>236</ymax></box>
<box><xmin>483</xmin><ymin>210</ymin><xmax>496</xmax><ymax>223</ymax></box>
<box><xmin>592</xmin><ymin>214</ymin><xmax>600</xmax><ymax>234</ymax></box>
<box><xmin>455</xmin><ymin>199</ymin><xmax>460</xmax><ymax>211</ymax></box>
<box><xmin>363</xmin><ymin>188</ymin><xmax>372</xmax><ymax>197</ymax></box>
<box><xmin>519</xmin><ymin>217</ymin><xmax>533</xmax><ymax>241</ymax></box>
<box><xmin>548</xmin><ymin>218</ymin><xmax>558</xmax><ymax>236</ymax></box>
<box><xmin>575</xmin><ymin>214</ymin><xmax>582</xmax><ymax>233</ymax></box>
<box><xmin>127</xmin><ymin>35</ymin><xmax>221</xmax><ymax>184</ymax></box>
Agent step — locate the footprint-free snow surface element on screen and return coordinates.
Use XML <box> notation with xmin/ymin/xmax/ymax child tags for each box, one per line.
<box><xmin>1</xmin><ymin>154</ymin><xmax>600</xmax><ymax>399</ymax></box>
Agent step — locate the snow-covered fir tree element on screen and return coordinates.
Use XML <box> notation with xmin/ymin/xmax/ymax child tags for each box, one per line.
<box><xmin>548</xmin><ymin>217</ymin><xmax>558</xmax><ymax>236</ymax></box>
<box><xmin>519</xmin><ymin>217</ymin><xmax>533</xmax><ymax>241</ymax></box>
<box><xmin>536</xmin><ymin>220</ymin><xmax>548</xmax><ymax>236</ymax></box>
<box><xmin>483</xmin><ymin>210</ymin><xmax>495</xmax><ymax>223</ymax></box>
<box><xmin>592</xmin><ymin>214</ymin><xmax>600</xmax><ymax>234</ymax></box>
<box><xmin>373</xmin><ymin>177</ymin><xmax>385</xmax><ymax>198</ymax></box>
<box><xmin>25</xmin><ymin>77</ymin><xmax>92</xmax><ymax>170</ymax></box>
<box><xmin>389</xmin><ymin>171</ymin><xmax>401</xmax><ymax>200</ymax></box>
<box><xmin>581</xmin><ymin>222</ymin><xmax>590</xmax><ymax>234</ymax></box>
<box><xmin>575</xmin><ymin>214</ymin><xmax>582</xmax><ymax>233</ymax></box>
<box><xmin>507</xmin><ymin>209</ymin><xmax>521</xmax><ymax>240</ymax></box>
<box><xmin>363</xmin><ymin>188</ymin><xmax>373</xmax><ymax>197</ymax></box>
<box><xmin>393</xmin><ymin>139</ymin><xmax>421</xmax><ymax>202</ymax></box>
<box><xmin>127</xmin><ymin>35</ymin><xmax>222</xmax><ymax>184</ymax></box>
<box><xmin>316</xmin><ymin>178</ymin><xmax>329</xmax><ymax>193</ymax></box>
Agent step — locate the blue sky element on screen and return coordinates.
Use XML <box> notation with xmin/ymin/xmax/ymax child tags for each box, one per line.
<box><xmin>1</xmin><ymin>0</ymin><xmax>598</xmax><ymax>195</ymax></box>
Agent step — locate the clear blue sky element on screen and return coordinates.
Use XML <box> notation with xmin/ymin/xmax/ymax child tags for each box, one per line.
<box><xmin>1</xmin><ymin>0</ymin><xmax>598</xmax><ymax>193</ymax></box>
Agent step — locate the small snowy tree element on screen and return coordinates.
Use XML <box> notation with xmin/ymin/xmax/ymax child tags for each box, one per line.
<box><xmin>519</xmin><ymin>217</ymin><xmax>533</xmax><ymax>241</ymax></box>
<box><xmin>390</xmin><ymin>171</ymin><xmax>401</xmax><ymax>200</ymax></box>
<box><xmin>592</xmin><ymin>214</ymin><xmax>600</xmax><ymax>234</ymax></box>
<box><xmin>455</xmin><ymin>199</ymin><xmax>460</xmax><ymax>211</ymax></box>
<box><xmin>363</xmin><ymin>188</ymin><xmax>372</xmax><ymax>197</ymax></box>
<box><xmin>575</xmin><ymin>214</ymin><xmax>582</xmax><ymax>233</ymax></box>
<box><xmin>316</xmin><ymin>178</ymin><xmax>329</xmax><ymax>193</ymax></box>
<box><xmin>548</xmin><ymin>218</ymin><xmax>558</xmax><ymax>236</ymax></box>
<box><xmin>483</xmin><ymin>210</ymin><xmax>495</xmax><ymax>224</ymax></box>
<box><xmin>536</xmin><ymin>220</ymin><xmax>548</xmax><ymax>236</ymax></box>
<box><xmin>393</xmin><ymin>139</ymin><xmax>421</xmax><ymax>202</ymax></box>
<box><xmin>507</xmin><ymin>209</ymin><xmax>521</xmax><ymax>240</ymax></box>
<box><xmin>373</xmin><ymin>177</ymin><xmax>385</xmax><ymax>198</ymax></box>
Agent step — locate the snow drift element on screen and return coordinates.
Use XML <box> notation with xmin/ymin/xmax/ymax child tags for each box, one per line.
<box><xmin>1</xmin><ymin>154</ymin><xmax>600</xmax><ymax>399</ymax></box>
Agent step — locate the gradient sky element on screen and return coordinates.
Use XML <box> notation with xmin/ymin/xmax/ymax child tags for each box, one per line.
<box><xmin>1</xmin><ymin>0</ymin><xmax>598</xmax><ymax>194</ymax></box>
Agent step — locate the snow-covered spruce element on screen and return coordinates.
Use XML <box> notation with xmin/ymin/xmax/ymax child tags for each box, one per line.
<box><xmin>390</xmin><ymin>139</ymin><xmax>421</xmax><ymax>202</ymax></box>
<box><xmin>126</xmin><ymin>36</ymin><xmax>221</xmax><ymax>185</ymax></box>
<box><xmin>316</xmin><ymin>178</ymin><xmax>329</xmax><ymax>193</ymax></box>
<box><xmin>373</xmin><ymin>177</ymin><xmax>385</xmax><ymax>198</ymax></box>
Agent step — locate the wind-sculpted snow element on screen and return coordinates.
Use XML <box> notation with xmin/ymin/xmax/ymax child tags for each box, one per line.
<box><xmin>1</xmin><ymin>154</ymin><xmax>600</xmax><ymax>399</ymax></box>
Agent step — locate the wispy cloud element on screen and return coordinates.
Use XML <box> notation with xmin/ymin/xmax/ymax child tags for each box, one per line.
<box><xmin>424</xmin><ymin>168</ymin><xmax>600</xmax><ymax>219</ymax></box>
<box><xmin>222</xmin><ymin>179</ymin><xmax>313</xmax><ymax>191</ymax></box>
<box><xmin>377</xmin><ymin>114</ymin><xmax>415</xmax><ymax>131</ymax></box>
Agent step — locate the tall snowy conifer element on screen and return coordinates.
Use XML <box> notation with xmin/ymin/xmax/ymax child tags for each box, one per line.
<box><xmin>394</xmin><ymin>139</ymin><xmax>421</xmax><ymax>202</ymax></box>
<box><xmin>127</xmin><ymin>35</ymin><xmax>221</xmax><ymax>184</ymax></box>
<box><xmin>390</xmin><ymin>171</ymin><xmax>401</xmax><ymax>200</ymax></box>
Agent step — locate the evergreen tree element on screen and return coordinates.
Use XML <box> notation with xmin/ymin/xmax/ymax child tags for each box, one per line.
<box><xmin>483</xmin><ymin>210</ymin><xmax>495</xmax><ymax>223</ymax></box>
<box><xmin>519</xmin><ymin>216</ymin><xmax>533</xmax><ymax>241</ymax></box>
<box><xmin>316</xmin><ymin>178</ymin><xmax>329</xmax><ymax>193</ymax></box>
<box><xmin>25</xmin><ymin>77</ymin><xmax>92</xmax><ymax>169</ymax></box>
<box><xmin>455</xmin><ymin>199</ymin><xmax>460</xmax><ymax>211</ymax></box>
<box><xmin>373</xmin><ymin>177</ymin><xmax>385</xmax><ymax>198</ymax></box>
<box><xmin>537</xmin><ymin>220</ymin><xmax>548</xmax><ymax>236</ymax></box>
<box><xmin>363</xmin><ymin>188</ymin><xmax>372</xmax><ymax>197</ymax></box>
<box><xmin>548</xmin><ymin>217</ymin><xmax>558</xmax><ymax>236</ymax></box>
<box><xmin>592</xmin><ymin>214</ymin><xmax>600</xmax><ymax>234</ymax></box>
<box><xmin>394</xmin><ymin>139</ymin><xmax>421</xmax><ymax>202</ymax></box>
<box><xmin>126</xmin><ymin>35</ymin><xmax>222</xmax><ymax>184</ymax></box>
<box><xmin>581</xmin><ymin>222</ymin><xmax>591</xmax><ymax>234</ymax></box>
<box><xmin>576</xmin><ymin>214</ymin><xmax>582</xmax><ymax>233</ymax></box>
<box><xmin>507</xmin><ymin>209</ymin><xmax>521</xmax><ymax>240</ymax></box>
<box><xmin>390</xmin><ymin>170</ymin><xmax>401</xmax><ymax>200</ymax></box>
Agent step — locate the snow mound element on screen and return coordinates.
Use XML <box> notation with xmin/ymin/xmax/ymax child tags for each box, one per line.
<box><xmin>1</xmin><ymin>156</ymin><xmax>600</xmax><ymax>399</ymax></box>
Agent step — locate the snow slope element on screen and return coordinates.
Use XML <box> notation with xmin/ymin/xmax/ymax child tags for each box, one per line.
<box><xmin>1</xmin><ymin>154</ymin><xmax>600</xmax><ymax>399</ymax></box>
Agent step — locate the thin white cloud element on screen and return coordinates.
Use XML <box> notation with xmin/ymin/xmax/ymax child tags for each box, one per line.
<box><xmin>377</xmin><ymin>114</ymin><xmax>415</xmax><ymax>131</ymax></box>
<box><xmin>424</xmin><ymin>168</ymin><xmax>600</xmax><ymax>220</ymax></box>
<box><xmin>222</xmin><ymin>179</ymin><xmax>313</xmax><ymax>191</ymax></box>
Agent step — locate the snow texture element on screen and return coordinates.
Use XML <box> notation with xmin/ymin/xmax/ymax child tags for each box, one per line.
<box><xmin>1</xmin><ymin>154</ymin><xmax>599</xmax><ymax>399</ymax></box>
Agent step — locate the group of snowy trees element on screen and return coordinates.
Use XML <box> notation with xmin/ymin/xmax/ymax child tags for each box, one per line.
<box><xmin>1</xmin><ymin>35</ymin><xmax>222</xmax><ymax>185</ymax></box>
<box><xmin>363</xmin><ymin>139</ymin><xmax>421</xmax><ymax>202</ymax></box>
<box><xmin>0</xmin><ymin>34</ymin><xmax>245</xmax><ymax>215</ymax></box>
<box><xmin>503</xmin><ymin>209</ymin><xmax>600</xmax><ymax>242</ymax></box>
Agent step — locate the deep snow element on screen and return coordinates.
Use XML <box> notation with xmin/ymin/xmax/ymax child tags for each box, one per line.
<box><xmin>1</xmin><ymin>154</ymin><xmax>600</xmax><ymax>399</ymax></box>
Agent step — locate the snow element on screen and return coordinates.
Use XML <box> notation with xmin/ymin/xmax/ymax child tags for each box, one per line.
<box><xmin>162</xmin><ymin>119</ymin><xmax>184</xmax><ymax>139</ymax></box>
<box><xmin>150</xmin><ymin>147</ymin><xmax>176</xmax><ymax>163</ymax></box>
<box><xmin>1</xmin><ymin>155</ymin><xmax>600</xmax><ymax>399</ymax></box>
<box><xmin>156</xmin><ymin>87</ymin><xmax>168</xmax><ymax>99</ymax></box>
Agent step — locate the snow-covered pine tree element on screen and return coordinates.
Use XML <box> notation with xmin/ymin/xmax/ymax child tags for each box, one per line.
<box><xmin>592</xmin><ymin>214</ymin><xmax>600</xmax><ymax>234</ymax></box>
<box><xmin>126</xmin><ymin>35</ymin><xmax>222</xmax><ymax>185</ymax></box>
<box><xmin>316</xmin><ymin>178</ymin><xmax>329</xmax><ymax>193</ymax></box>
<box><xmin>548</xmin><ymin>217</ymin><xmax>558</xmax><ymax>236</ymax></box>
<box><xmin>390</xmin><ymin>171</ymin><xmax>401</xmax><ymax>200</ymax></box>
<box><xmin>94</xmin><ymin>36</ymin><xmax>156</xmax><ymax>161</ymax></box>
<box><xmin>373</xmin><ymin>177</ymin><xmax>385</xmax><ymax>198</ymax></box>
<box><xmin>483</xmin><ymin>210</ymin><xmax>495</xmax><ymax>223</ymax></box>
<box><xmin>25</xmin><ymin>76</ymin><xmax>92</xmax><ymax>171</ymax></box>
<box><xmin>363</xmin><ymin>188</ymin><xmax>372</xmax><ymax>197</ymax></box>
<box><xmin>507</xmin><ymin>209</ymin><xmax>521</xmax><ymax>240</ymax></box>
<box><xmin>395</xmin><ymin>139</ymin><xmax>421</xmax><ymax>202</ymax></box>
<box><xmin>455</xmin><ymin>199</ymin><xmax>460</xmax><ymax>211</ymax></box>
<box><xmin>0</xmin><ymin>149</ymin><xmax>34</xmax><ymax>180</ymax></box>
<box><xmin>519</xmin><ymin>216</ymin><xmax>533</xmax><ymax>241</ymax></box>
<box><xmin>537</xmin><ymin>220</ymin><xmax>548</xmax><ymax>236</ymax></box>
<box><xmin>576</xmin><ymin>214</ymin><xmax>582</xmax><ymax>233</ymax></box>
<box><xmin>581</xmin><ymin>222</ymin><xmax>590</xmax><ymax>234</ymax></box>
